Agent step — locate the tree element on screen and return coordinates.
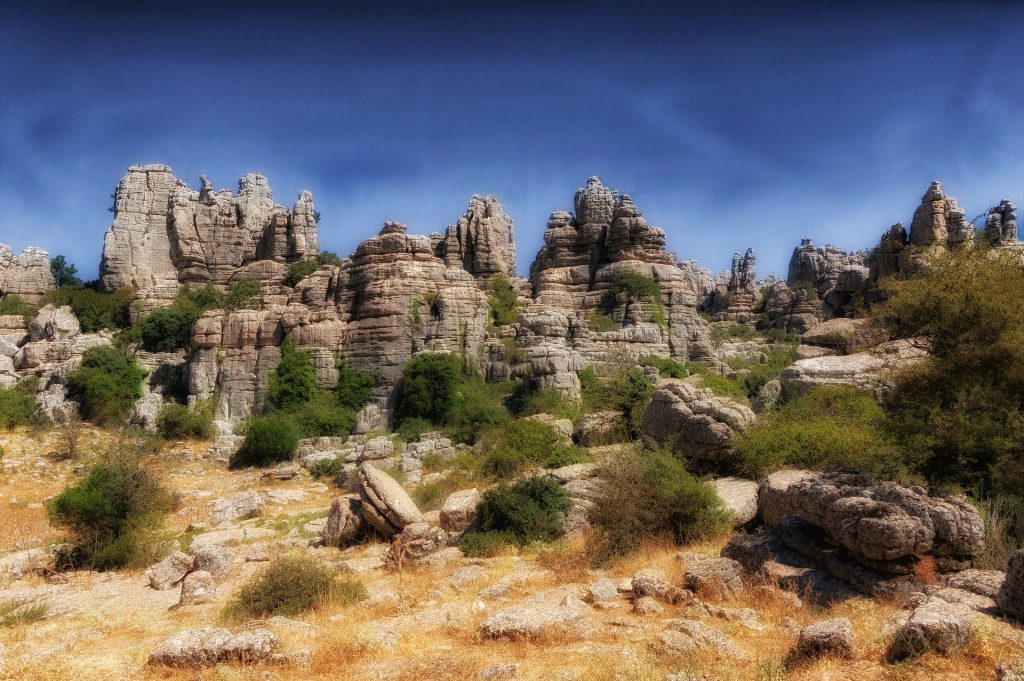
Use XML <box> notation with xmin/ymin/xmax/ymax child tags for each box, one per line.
<box><xmin>50</xmin><ymin>255</ymin><xmax>82</xmax><ymax>289</ymax></box>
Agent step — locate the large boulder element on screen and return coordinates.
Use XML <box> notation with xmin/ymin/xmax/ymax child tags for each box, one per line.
<box><xmin>793</xmin><ymin>618</ymin><xmax>854</xmax><ymax>660</ymax></box>
<box><xmin>711</xmin><ymin>477</ymin><xmax>759</xmax><ymax>527</ymax></box>
<box><xmin>321</xmin><ymin>495</ymin><xmax>367</xmax><ymax>547</ymax></box>
<box><xmin>148</xmin><ymin>627</ymin><xmax>279</xmax><ymax>667</ymax></box>
<box><xmin>480</xmin><ymin>592</ymin><xmax>587</xmax><ymax>639</ymax></box>
<box><xmin>887</xmin><ymin>598</ymin><xmax>974</xmax><ymax>660</ymax></box>
<box><xmin>439</xmin><ymin>488</ymin><xmax>481</xmax><ymax>536</ymax></box>
<box><xmin>756</xmin><ymin>469</ymin><xmax>819</xmax><ymax>526</ymax></box>
<box><xmin>179</xmin><ymin>570</ymin><xmax>216</xmax><ymax>606</ymax></box>
<box><xmin>147</xmin><ymin>552</ymin><xmax>194</xmax><ymax>590</ymax></box>
<box><xmin>997</xmin><ymin>550</ymin><xmax>1024</xmax><ymax>620</ymax></box>
<box><xmin>357</xmin><ymin>463</ymin><xmax>422</xmax><ymax>536</ymax></box>
<box><xmin>641</xmin><ymin>379</ymin><xmax>755</xmax><ymax>460</ymax></box>
<box><xmin>210</xmin><ymin>490</ymin><xmax>265</xmax><ymax>527</ymax></box>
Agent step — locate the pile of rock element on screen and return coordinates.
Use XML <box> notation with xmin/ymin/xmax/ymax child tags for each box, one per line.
<box><xmin>145</xmin><ymin>544</ymin><xmax>236</xmax><ymax>607</ymax></box>
<box><xmin>641</xmin><ymin>378</ymin><xmax>755</xmax><ymax>460</ymax></box>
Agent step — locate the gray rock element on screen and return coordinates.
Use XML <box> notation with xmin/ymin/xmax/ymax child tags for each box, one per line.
<box><xmin>321</xmin><ymin>495</ymin><xmax>366</xmax><ymax>547</ymax></box>
<box><xmin>793</xmin><ymin>618</ymin><xmax>854</xmax><ymax>659</ymax></box>
<box><xmin>481</xmin><ymin>662</ymin><xmax>520</xmax><ymax>679</ymax></box>
<box><xmin>997</xmin><ymin>662</ymin><xmax>1024</xmax><ymax>681</ymax></box>
<box><xmin>190</xmin><ymin>545</ymin><xmax>234</xmax><ymax>582</ymax></box>
<box><xmin>998</xmin><ymin>549</ymin><xmax>1024</xmax><ymax>620</ymax></box>
<box><xmin>439</xmin><ymin>488</ymin><xmax>480</xmax><ymax>536</ymax></box>
<box><xmin>682</xmin><ymin>557</ymin><xmax>743</xmax><ymax>601</ymax></box>
<box><xmin>480</xmin><ymin>593</ymin><xmax>586</xmax><ymax>639</ymax></box>
<box><xmin>659</xmin><ymin>620</ymin><xmax>747</xmax><ymax>661</ymax></box>
<box><xmin>888</xmin><ymin>598</ymin><xmax>974</xmax><ymax>660</ymax></box>
<box><xmin>209</xmin><ymin>490</ymin><xmax>264</xmax><ymax>527</ymax></box>
<box><xmin>711</xmin><ymin>477</ymin><xmax>758</xmax><ymax>527</ymax></box>
<box><xmin>947</xmin><ymin>568</ymin><xmax>1004</xmax><ymax>599</ymax></box>
<box><xmin>148</xmin><ymin>626</ymin><xmax>279</xmax><ymax>667</ymax></box>
<box><xmin>641</xmin><ymin>379</ymin><xmax>755</xmax><ymax>460</ymax></box>
<box><xmin>358</xmin><ymin>463</ymin><xmax>421</xmax><ymax>536</ymax></box>
<box><xmin>632</xmin><ymin>595</ymin><xmax>663</xmax><ymax>614</ymax></box>
<box><xmin>179</xmin><ymin>570</ymin><xmax>216</xmax><ymax>606</ymax></box>
<box><xmin>632</xmin><ymin>569</ymin><xmax>690</xmax><ymax>605</ymax></box>
<box><xmin>148</xmin><ymin>552</ymin><xmax>194</xmax><ymax>590</ymax></box>
<box><xmin>587</xmin><ymin>578</ymin><xmax>619</xmax><ymax>604</ymax></box>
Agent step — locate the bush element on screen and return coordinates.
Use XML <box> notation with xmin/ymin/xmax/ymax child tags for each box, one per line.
<box><xmin>310</xmin><ymin>456</ymin><xmax>346</xmax><ymax>480</ymax></box>
<box><xmin>230</xmin><ymin>415</ymin><xmax>301</xmax><ymax>468</ymax></box>
<box><xmin>710</xmin><ymin>324</ymin><xmax>757</xmax><ymax>344</ymax></box>
<box><xmin>288</xmin><ymin>393</ymin><xmax>357</xmax><ymax>438</ymax></box>
<box><xmin>283</xmin><ymin>252</ymin><xmax>343</xmax><ymax>288</ymax></box>
<box><xmin>686</xmin><ymin>364</ymin><xmax>749</xmax><ymax>403</ymax></box>
<box><xmin>577</xmin><ymin>365</ymin><xmax>653</xmax><ymax>442</ymax></box>
<box><xmin>487</xmin><ymin>274</ymin><xmax>519</xmax><ymax>327</ymax></box>
<box><xmin>225</xmin><ymin>554</ymin><xmax>366</xmax><ymax>619</ymax></box>
<box><xmin>443</xmin><ymin>378</ymin><xmax>513</xmax><ymax>444</ymax></box>
<box><xmin>139</xmin><ymin>305</ymin><xmax>198</xmax><ymax>352</ymax></box>
<box><xmin>519</xmin><ymin>387</ymin><xmax>582</xmax><ymax>422</ymax></box>
<box><xmin>0</xmin><ymin>294</ymin><xmax>36</xmax><ymax>320</ymax></box>
<box><xmin>45</xmin><ymin>286</ymin><xmax>133</xmax><ymax>332</ymax></box>
<box><xmin>460</xmin><ymin>476</ymin><xmax>570</xmax><ymax>551</ymax></box>
<box><xmin>0</xmin><ymin>599</ymin><xmax>49</xmax><ymax>627</ymax></box>
<box><xmin>48</xmin><ymin>452</ymin><xmax>177</xmax><ymax>570</ymax></box>
<box><xmin>733</xmin><ymin>385</ymin><xmax>903</xmax><ymax>479</ymax></box>
<box><xmin>336</xmin><ymin>359</ymin><xmax>377</xmax><ymax>411</ymax></box>
<box><xmin>459</xmin><ymin>530</ymin><xmax>517</xmax><ymax>558</ymax></box>
<box><xmin>641</xmin><ymin>355</ymin><xmax>688</xmax><ymax>379</ymax></box>
<box><xmin>269</xmin><ymin>341</ymin><xmax>319</xmax><ymax>410</ymax></box>
<box><xmin>155</xmin><ymin>403</ymin><xmax>213</xmax><ymax>440</ymax></box>
<box><xmin>66</xmin><ymin>346</ymin><xmax>147</xmax><ymax>424</ymax></box>
<box><xmin>587</xmin><ymin>448</ymin><xmax>730</xmax><ymax>565</ymax></box>
<box><xmin>542</xmin><ymin>446</ymin><xmax>591</xmax><ymax>468</ymax></box>
<box><xmin>585</xmin><ymin>312</ymin><xmax>617</xmax><ymax>332</ymax></box>
<box><xmin>727</xmin><ymin>348</ymin><xmax>796</xmax><ymax>399</ymax></box>
<box><xmin>395</xmin><ymin>353</ymin><xmax>463</xmax><ymax>425</ymax></box>
<box><xmin>224</xmin><ymin>277</ymin><xmax>261</xmax><ymax>310</ymax></box>
<box><xmin>478</xmin><ymin>419</ymin><xmax>585</xmax><ymax>477</ymax></box>
<box><xmin>0</xmin><ymin>377</ymin><xmax>40</xmax><ymax>428</ymax></box>
<box><xmin>604</xmin><ymin>270</ymin><xmax>662</xmax><ymax>305</ymax></box>
<box><xmin>396</xmin><ymin>417</ymin><xmax>435</xmax><ymax>442</ymax></box>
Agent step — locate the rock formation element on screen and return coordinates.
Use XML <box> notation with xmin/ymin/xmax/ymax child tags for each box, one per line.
<box><xmin>641</xmin><ymin>379</ymin><xmax>755</xmax><ymax>460</ymax></box>
<box><xmin>711</xmin><ymin>248</ymin><xmax>760</xmax><ymax>322</ymax></box>
<box><xmin>984</xmin><ymin>199</ymin><xmax>1017</xmax><ymax>246</ymax></box>
<box><xmin>438</xmin><ymin>195</ymin><xmax>516</xmax><ymax>278</ymax></box>
<box><xmin>0</xmin><ymin>244</ymin><xmax>55</xmax><ymax>303</ymax></box>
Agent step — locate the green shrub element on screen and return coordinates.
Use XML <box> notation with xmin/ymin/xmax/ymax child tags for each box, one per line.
<box><xmin>288</xmin><ymin>393</ymin><xmax>357</xmax><ymax>438</ymax></box>
<box><xmin>396</xmin><ymin>353</ymin><xmax>463</xmax><ymax>425</ymax></box>
<box><xmin>542</xmin><ymin>446</ymin><xmax>591</xmax><ymax>468</ymax></box>
<box><xmin>731</xmin><ymin>348</ymin><xmax>795</xmax><ymax>399</ymax></box>
<box><xmin>50</xmin><ymin>255</ymin><xmax>81</xmax><ymax>289</ymax></box>
<box><xmin>0</xmin><ymin>599</ymin><xmax>49</xmax><ymax>627</ymax></box>
<box><xmin>283</xmin><ymin>252</ymin><xmax>343</xmax><ymax>288</ymax></box>
<box><xmin>336</xmin><ymin>359</ymin><xmax>376</xmax><ymax>411</ymax></box>
<box><xmin>478</xmin><ymin>419</ymin><xmax>584</xmax><ymax>477</ymax></box>
<box><xmin>48</xmin><ymin>452</ymin><xmax>177</xmax><ymax>570</ymax></box>
<box><xmin>0</xmin><ymin>377</ymin><xmax>40</xmax><ymax>428</ymax></box>
<box><xmin>487</xmin><ymin>274</ymin><xmax>519</xmax><ymax>327</ymax></box>
<box><xmin>443</xmin><ymin>378</ymin><xmax>513</xmax><ymax>444</ymax></box>
<box><xmin>45</xmin><ymin>286</ymin><xmax>132</xmax><ymax>332</ymax></box>
<box><xmin>396</xmin><ymin>417</ymin><xmax>435</xmax><ymax>442</ymax></box>
<box><xmin>230</xmin><ymin>415</ymin><xmax>301</xmax><ymax>468</ymax></box>
<box><xmin>225</xmin><ymin>277</ymin><xmax>261</xmax><ymax>310</ymax></box>
<box><xmin>587</xmin><ymin>448</ymin><xmax>730</xmax><ymax>565</ymax></box>
<box><xmin>225</xmin><ymin>554</ymin><xmax>366</xmax><ymax>619</ymax></box>
<box><xmin>461</xmin><ymin>476</ymin><xmax>570</xmax><ymax>550</ymax></box>
<box><xmin>641</xmin><ymin>355</ymin><xmax>688</xmax><ymax>379</ymax></box>
<box><xmin>710</xmin><ymin>324</ymin><xmax>757</xmax><ymax>344</ymax></box>
<box><xmin>733</xmin><ymin>386</ymin><xmax>903</xmax><ymax>479</ymax></box>
<box><xmin>310</xmin><ymin>456</ymin><xmax>346</xmax><ymax>480</ymax></box>
<box><xmin>139</xmin><ymin>306</ymin><xmax>198</xmax><ymax>352</ymax></box>
<box><xmin>269</xmin><ymin>341</ymin><xmax>319</xmax><ymax>410</ymax></box>
<box><xmin>411</xmin><ymin>470</ymin><xmax>476</xmax><ymax>511</ymax></box>
<box><xmin>686</xmin><ymin>364</ymin><xmax>749</xmax><ymax>403</ymax></box>
<box><xmin>458</xmin><ymin>530</ymin><xmax>516</xmax><ymax>558</ymax></box>
<box><xmin>578</xmin><ymin>365</ymin><xmax>653</xmax><ymax>441</ymax></box>
<box><xmin>66</xmin><ymin>346</ymin><xmax>147</xmax><ymax>424</ymax></box>
<box><xmin>585</xmin><ymin>312</ymin><xmax>618</xmax><ymax>332</ymax></box>
<box><xmin>155</xmin><ymin>404</ymin><xmax>213</xmax><ymax>440</ymax></box>
<box><xmin>604</xmin><ymin>270</ymin><xmax>662</xmax><ymax>305</ymax></box>
<box><xmin>519</xmin><ymin>387</ymin><xmax>582</xmax><ymax>422</ymax></box>
<box><xmin>0</xmin><ymin>294</ymin><xmax>36</xmax><ymax>320</ymax></box>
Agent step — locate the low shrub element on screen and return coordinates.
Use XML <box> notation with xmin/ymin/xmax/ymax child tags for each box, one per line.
<box><xmin>139</xmin><ymin>306</ymin><xmax>197</xmax><ymax>352</ymax></box>
<box><xmin>577</xmin><ymin>365</ymin><xmax>652</xmax><ymax>442</ymax></box>
<box><xmin>155</xmin><ymin>403</ymin><xmax>213</xmax><ymax>440</ymax></box>
<box><xmin>310</xmin><ymin>456</ymin><xmax>346</xmax><ymax>480</ymax></box>
<box><xmin>587</xmin><ymin>448</ymin><xmax>730</xmax><ymax>565</ymax></box>
<box><xmin>710</xmin><ymin>324</ymin><xmax>757</xmax><ymax>345</ymax></box>
<box><xmin>585</xmin><ymin>312</ymin><xmax>617</xmax><ymax>332</ymax></box>
<box><xmin>283</xmin><ymin>252</ymin><xmax>342</xmax><ymax>287</ymax></box>
<box><xmin>288</xmin><ymin>393</ymin><xmax>358</xmax><ymax>438</ymax></box>
<box><xmin>640</xmin><ymin>355</ymin><xmax>687</xmax><ymax>379</ymax></box>
<box><xmin>687</xmin><ymin>363</ymin><xmax>749</xmax><ymax>403</ymax></box>
<box><xmin>224</xmin><ymin>277</ymin><xmax>261</xmax><ymax>310</ymax></box>
<box><xmin>732</xmin><ymin>385</ymin><xmax>903</xmax><ymax>479</ymax></box>
<box><xmin>411</xmin><ymin>469</ymin><xmax>476</xmax><ymax>511</ymax></box>
<box><xmin>225</xmin><ymin>554</ymin><xmax>366</xmax><ymax>619</ymax></box>
<box><xmin>732</xmin><ymin>348</ymin><xmax>795</xmax><ymax>399</ymax></box>
<box><xmin>66</xmin><ymin>346</ymin><xmax>147</xmax><ymax>425</ymax></box>
<box><xmin>45</xmin><ymin>286</ymin><xmax>133</xmax><ymax>332</ymax></box>
<box><xmin>0</xmin><ymin>599</ymin><xmax>49</xmax><ymax>627</ymax></box>
<box><xmin>518</xmin><ymin>387</ymin><xmax>581</xmax><ymax>422</ymax></box>
<box><xmin>396</xmin><ymin>417</ymin><xmax>434</xmax><ymax>442</ymax></box>
<box><xmin>604</xmin><ymin>270</ymin><xmax>661</xmax><ymax>305</ymax></box>
<box><xmin>336</xmin><ymin>358</ymin><xmax>377</xmax><ymax>411</ymax></box>
<box><xmin>440</xmin><ymin>378</ymin><xmax>513</xmax><ymax>444</ymax></box>
<box><xmin>478</xmin><ymin>419</ymin><xmax>585</xmax><ymax>477</ymax></box>
<box><xmin>458</xmin><ymin>530</ymin><xmax>516</xmax><ymax>558</ymax></box>
<box><xmin>542</xmin><ymin>446</ymin><xmax>591</xmax><ymax>468</ymax></box>
<box><xmin>269</xmin><ymin>341</ymin><xmax>319</xmax><ymax>410</ymax></box>
<box><xmin>0</xmin><ymin>294</ymin><xmax>36</xmax><ymax>320</ymax></box>
<box><xmin>395</xmin><ymin>353</ymin><xmax>463</xmax><ymax>425</ymax></box>
<box><xmin>0</xmin><ymin>377</ymin><xmax>40</xmax><ymax>428</ymax></box>
<box><xmin>462</xmin><ymin>476</ymin><xmax>571</xmax><ymax>548</ymax></box>
<box><xmin>487</xmin><ymin>274</ymin><xmax>519</xmax><ymax>327</ymax></box>
<box><xmin>230</xmin><ymin>415</ymin><xmax>301</xmax><ymax>468</ymax></box>
<box><xmin>48</xmin><ymin>452</ymin><xmax>177</xmax><ymax>570</ymax></box>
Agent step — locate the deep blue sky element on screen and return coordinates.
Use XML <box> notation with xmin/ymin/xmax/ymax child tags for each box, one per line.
<box><xmin>1</xmin><ymin>0</ymin><xmax>1022</xmax><ymax>280</ymax></box>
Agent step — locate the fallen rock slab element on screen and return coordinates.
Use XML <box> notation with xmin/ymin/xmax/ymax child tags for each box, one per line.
<box><xmin>148</xmin><ymin>627</ymin><xmax>279</xmax><ymax>667</ymax></box>
<box><xmin>793</xmin><ymin>617</ymin><xmax>854</xmax><ymax>660</ymax></box>
<box><xmin>888</xmin><ymin>598</ymin><xmax>974</xmax><ymax>660</ymax></box>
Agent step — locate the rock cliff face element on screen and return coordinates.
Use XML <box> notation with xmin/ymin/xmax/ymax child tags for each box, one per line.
<box><xmin>438</xmin><ymin>195</ymin><xmax>516</xmax><ymax>279</ymax></box>
<box><xmin>711</xmin><ymin>248</ymin><xmax>760</xmax><ymax>322</ymax></box>
<box><xmin>0</xmin><ymin>245</ymin><xmax>55</xmax><ymax>303</ymax></box>
<box><xmin>100</xmin><ymin>165</ymin><xmax>319</xmax><ymax>313</ymax></box>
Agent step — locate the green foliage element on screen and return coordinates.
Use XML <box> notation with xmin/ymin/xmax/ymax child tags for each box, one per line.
<box><xmin>585</xmin><ymin>312</ymin><xmax>618</xmax><ymax>332</ymax></box>
<box><xmin>576</xmin><ymin>365</ymin><xmax>653</xmax><ymax>443</ymax></box>
<box><xmin>460</xmin><ymin>476</ymin><xmax>571</xmax><ymax>551</ymax></box>
<box><xmin>288</xmin><ymin>393</ymin><xmax>357</xmax><ymax>438</ymax></box>
<box><xmin>542</xmin><ymin>446</ymin><xmax>592</xmax><ymax>468</ymax></box>
<box><xmin>710</xmin><ymin>323</ymin><xmax>757</xmax><ymax>344</ymax></box>
<box><xmin>335</xmin><ymin>359</ymin><xmax>377</xmax><ymax>411</ymax></box>
<box><xmin>733</xmin><ymin>386</ymin><xmax>903</xmax><ymax>479</ymax></box>
<box><xmin>458</xmin><ymin>530</ymin><xmax>516</xmax><ymax>558</ymax></box>
<box><xmin>479</xmin><ymin>419</ymin><xmax>587</xmax><ymax>477</ymax></box>
<box><xmin>519</xmin><ymin>387</ymin><xmax>582</xmax><ymax>422</ymax></box>
<box><xmin>396</xmin><ymin>417</ymin><xmax>435</xmax><ymax>442</ymax></box>
<box><xmin>225</xmin><ymin>554</ymin><xmax>366</xmax><ymax>619</ymax></box>
<box><xmin>269</xmin><ymin>341</ymin><xmax>319</xmax><ymax>410</ymax></box>
<box><xmin>230</xmin><ymin>415</ymin><xmax>301</xmax><ymax>468</ymax></box>
<box><xmin>0</xmin><ymin>377</ymin><xmax>40</xmax><ymax>428</ymax></box>
<box><xmin>587</xmin><ymin>448</ymin><xmax>730</xmax><ymax>565</ymax></box>
<box><xmin>604</xmin><ymin>270</ymin><xmax>662</xmax><ymax>305</ymax></box>
<box><xmin>66</xmin><ymin>346</ymin><xmax>147</xmax><ymax>424</ymax></box>
<box><xmin>48</xmin><ymin>452</ymin><xmax>176</xmax><ymax>570</ymax></box>
<box><xmin>877</xmin><ymin>248</ymin><xmax>1024</xmax><ymax>496</ymax></box>
<box><xmin>395</xmin><ymin>353</ymin><xmax>511</xmax><ymax>443</ymax></box>
<box><xmin>724</xmin><ymin>348</ymin><xmax>796</xmax><ymax>399</ymax></box>
<box><xmin>155</xmin><ymin>403</ymin><xmax>213</xmax><ymax>440</ymax></box>
<box><xmin>411</xmin><ymin>469</ymin><xmax>476</xmax><ymax>511</ymax></box>
<box><xmin>45</xmin><ymin>286</ymin><xmax>133</xmax><ymax>332</ymax></box>
<box><xmin>225</xmin><ymin>277</ymin><xmax>261</xmax><ymax>310</ymax></box>
<box><xmin>50</xmin><ymin>255</ymin><xmax>81</xmax><ymax>289</ymax></box>
<box><xmin>640</xmin><ymin>355</ymin><xmax>688</xmax><ymax>379</ymax></box>
<box><xmin>283</xmin><ymin>252</ymin><xmax>342</xmax><ymax>287</ymax></box>
<box><xmin>310</xmin><ymin>456</ymin><xmax>346</xmax><ymax>480</ymax></box>
<box><xmin>487</xmin><ymin>274</ymin><xmax>519</xmax><ymax>327</ymax></box>
<box><xmin>0</xmin><ymin>599</ymin><xmax>49</xmax><ymax>627</ymax></box>
<box><xmin>0</xmin><ymin>295</ymin><xmax>36</xmax><ymax>320</ymax></box>
<box><xmin>139</xmin><ymin>305</ymin><xmax>198</xmax><ymax>352</ymax></box>
<box><xmin>686</xmin><ymin>363</ymin><xmax>749</xmax><ymax>403</ymax></box>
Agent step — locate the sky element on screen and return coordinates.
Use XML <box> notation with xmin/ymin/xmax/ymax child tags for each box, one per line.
<box><xmin>1</xmin><ymin>0</ymin><xmax>1022</xmax><ymax>281</ymax></box>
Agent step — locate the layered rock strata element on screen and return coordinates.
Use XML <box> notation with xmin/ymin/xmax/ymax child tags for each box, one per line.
<box><xmin>0</xmin><ymin>245</ymin><xmax>55</xmax><ymax>303</ymax></box>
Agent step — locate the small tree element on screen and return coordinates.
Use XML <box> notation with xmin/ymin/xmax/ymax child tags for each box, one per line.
<box><xmin>395</xmin><ymin>353</ymin><xmax>463</xmax><ymax>426</ymax></box>
<box><xmin>230</xmin><ymin>415</ymin><xmax>301</xmax><ymax>468</ymax></box>
<box><xmin>66</xmin><ymin>346</ymin><xmax>147</xmax><ymax>424</ymax></box>
<box><xmin>50</xmin><ymin>255</ymin><xmax>82</xmax><ymax>289</ymax></box>
<box><xmin>269</xmin><ymin>341</ymin><xmax>319</xmax><ymax>410</ymax></box>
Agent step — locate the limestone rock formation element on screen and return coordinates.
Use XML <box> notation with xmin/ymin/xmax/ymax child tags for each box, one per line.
<box><xmin>641</xmin><ymin>379</ymin><xmax>755</xmax><ymax>459</ymax></box>
<box><xmin>148</xmin><ymin>627</ymin><xmax>279</xmax><ymax>667</ymax></box>
<box><xmin>984</xmin><ymin>199</ymin><xmax>1018</xmax><ymax>246</ymax></box>
<box><xmin>358</xmin><ymin>463</ymin><xmax>422</xmax><ymax>535</ymax></box>
<box><xmin>439</xmin><ymin>195</ymin><xmax>516</xmax><ymax>278</ymax></box>
<box><xmin>0</xmin><ymin>245</ymin><xmax>55</xmax><ymax>303</ymax></box>
<box><xmin>908</xmin><ymin>181</ymin><xmax>971</xmax><ymax>250</ymax></box>
<box><xmin>997</xmin><ymin>549</ymin><xmax>1024</xmax><ymax>620</ymax></box>
<box><xmin>712</xmin><ymin>248</ymin><xmax>760</xmax><ymax>322</ymax></box>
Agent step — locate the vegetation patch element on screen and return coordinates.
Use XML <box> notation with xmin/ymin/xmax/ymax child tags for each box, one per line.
<box><xmin>66</xmin><ymin>346</ymin><xmax>147</xmax><ymax>425</ymax></box>
<box><xmin>225</xmin><ymin>554</ymin><xmax>366</xmax><ymax>619</ymax></box>
<box><xmin>282</xmin><ymin>251</ymin><xmax>342</xmax><ymax>287</ymax></box>
<box><xmin>587</xmin><ymin>447</ymin><xmax>730</xmax><ymax>565</ymax></box>
<box><xmin>459</xmin><ymin>476</ymin><xmax>571</xmax><ymax>554</ymax></box>
<box><xmin>579</xmin><ymin>365</ymin><xmax>653</xmax><ymax>441</ymax></box>
<box><xmin>479</xmin><ymin>419</ymin><xmax>588</xmax><ymax>477</ymax></box>
<box><xmin>487</xmin><ymin>273</ymin><xmax>519</xmax><ymax>327</ymax></box>
<box><xmin>640</xmin><ymin>355</ymin><xmax>687</xmax><ymax>379</ymax></box>
<box><xmin>155</xmin><ymin>403</ymin><xmax>213</xmax><ymax>440</ymax></box>
<box><xmin>44</xmin><ymin>285</ymin><xmax>133</xmax><ymax>332</ymax></box>
<box><xmin>518</xmin><ymin>386</ymin><xmax>582</xmax><ymax>422</ymax></box>
<box><xmin>585</xmin><ymin>312</ymin><xmax>617</xmax><ymax>332</ymax></box>
<box><xmin>0</xmin><ymin>294</ymin><xmax>37</xmax><ymax>321</ymax></box>
<box><xmin>0</xmin><ymin>599</ymin><xmax>49</xmax><ymax>627</ymax></box>
<box><xmin>725</xmin><ymin>347</ymin><xmax>796</xmax><ymax>399</ymax></box>
<box><xmin>0</xmin><ymin>377</ymin><xmax>41</xmax><ymax>428</ymax></box>
<box><xmin>48</xmin><ymin>451</ymin><xmax>177</xmax><ymax>570</ymax></box>
<box><xmin>230</xmin><ymin>414</ymin><xmax>301</xmax><ymax>468</ymax></box>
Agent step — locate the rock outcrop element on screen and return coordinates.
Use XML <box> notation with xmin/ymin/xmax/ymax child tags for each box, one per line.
<box><xmin>712</xmin><ymin>248</ymin><xmax>760</xmax><ymax>322</ymax></box>
<box><xmin>641</xmin><ymin>379</ymin><xmax>755</xmax><ymax>459</ymax></box>
<box><xmin>0</xmin><ymin>245</ymin><xmax>55</xmax><ymax>303</ymax></box>
<box><xmin>438</xmin><ymin>195</ymin><xmax>516</xmax><ymax>278</ymax></box>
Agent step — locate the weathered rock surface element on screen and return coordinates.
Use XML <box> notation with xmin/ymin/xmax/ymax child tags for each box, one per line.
<box><xmin>888</xmin><ymin>598</ymin><xmax>974</xmax><ymax>660</ymax></box>
<box><xmin>0</xmin><ymin>244</ymin><xmax>55</xmax><ymax>303</ymax></box>
<box><xmin>179</xmin><ymin>570</ymin><xmax>216</xmax><ymax>606</ymax></box>
<box><xmin>658</xmin><ymin>620</ymin><xmax>747</xmax><ymax>661</ymax></box>
<box><xmin>780</xmin><ymin>340</ymin><xmax>927</xmax><ymax>398</ymax></box>
<box><xmin>641</xmin><ymin>379</ymin><xmax>755</xmax><ymax>459</ymax></box>
<box><xmin>711</xmin><ymin>477</ymin><xmax>759</xmax><ymax>527</ymax></box>
<box><xmin>210</xmin><ymin>490</ymin><xmax>264</xmax><ymax>526</ymax></box>
<box><xmin>997</xmin><ymin>549</ymin><xmax>1024</xmax><ymax>620</ymax></box>
<box><xmin>321</xmin><ymin>495</ymin><xmax>367</xmax><ymax>547</ymax></box>
<box><xmin>793</xmin><ymin>618</ymin><xmax>854</xmax><ymax>659</ymax></box>
<box><xmin>439</xmin><ymin>488</ymin><xmax>480</xmax><ymax>536</ymax></box>
<box><xmin>147</xmin><ymin>552</ymin><xmax>194</xmax><ymax>591</ymax></box>
<box><xmin>358</xmin><ymin>463</ymin><xmax>422</xmax><ymax>536</ymax></box>
<box><xmin>480</xmin><ymin>592</ymin><xmax>587</xmax><ymax>639</ymax></box>
<box><xmin>148</xmin><ymin>627</ymin><xmax>279</xmax><ymax>667</ymax></box>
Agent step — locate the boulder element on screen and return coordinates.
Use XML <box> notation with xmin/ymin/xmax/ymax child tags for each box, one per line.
<box><xmin>179</xmin><ymin>570</ymin><xmax>216</xmax><ymax>606</ymax></box>
<box><xmin>480</xmin><ymin>593</ymin><xmax>587</xmax><ymax>639</ymax></box>
<box><xmin>321</xmin><ymin>495</ymin><xmax>367</xmax><ymax>547</ymax></box>
<box><xmin>28</xmin><ymin>305</ymin><xmax>79</xmax><ymax>341</ymax></box>
<box><xmin>439</xmin><ymin>488</ymin><xmax>480</xmax><ymax>536</ymax></box>
<box><xmin>209</xmin><ymin>490</ymin><xmax>264</xmax><ymax>527</ymax></box>
<box><xmin>757</xmin><ymin>469</ymin><xmax>819</xmax><ymax>526</ymax></box>
<box><xmin>148</xmin><ymin>627</ymin><xmax>279</xmax><ymax>667</ymax></box>
<box><xmin>658</xmin><ymin>620</ymin><xmax>747</xmax><ymax>661</ymax></box>
<box><xmin>148</xmin><ymin>552</ymin><xmax>194</xmax><ymax>590</ymax></box>
<box><xmin>190</xmin><ymin>545</ymin><xmax>234</xmax><ymax>583</ymax></box>
<box><xmin>888</xmin><ymin>598</ymin><xmax>974</xmax><ymax>660</ymax></box>
<box><xmin>575</xmin><ymin>411</ymin><xmax>622</xmax><ymax>446</ymax></box>
<box><xmin>632</xmin><ymin>569</ymin><xmax>690</xmax><ymax>605</ymax></box>
<box><xmin>793</xmin><ymin>618</ymin><xmax>854</xmax><ymax>659</ymax></box>
<box><xmin>358</xmin><ymin>463</ymin><xmax>422</xmax><ymax>535</ymax></box>
<box><xmin>800</xmin><ymin>318</ymin><xmax>887</xmax><ymax>354</ymax></box>
<box><xmin>711</xmin><ymin>477</ymin><xmax>758</xmax><ymax>527</ymax></box>
<box><xmin>682</xmin><ymin>557</ymin><xmax>743</xmax><ymax>601</ymax></box>
<box><xmin>385</xmin><ymin>522</ymin><xmax>449</xmax><ymax>566</ymax></box>
<box><xmin>997</xmin><ymin>549</ymin><xmax>1024</xmax><ymax>620</ymax></box>
<box><xmin>641</xmin><ymin>379</ymin><xmax>755</xmax><ymax>460</ymax></box>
